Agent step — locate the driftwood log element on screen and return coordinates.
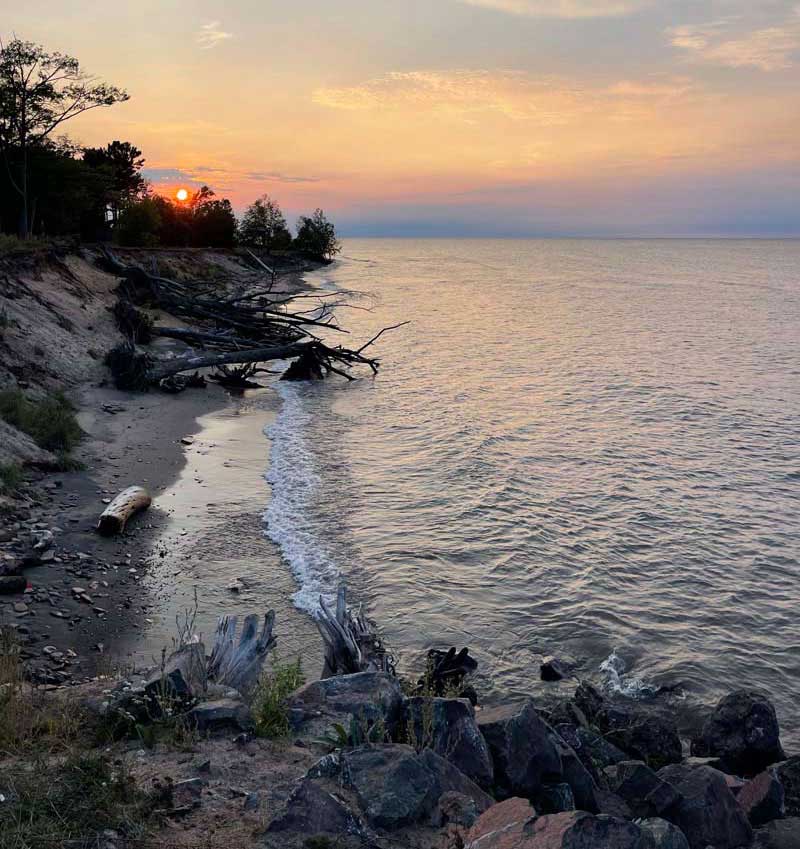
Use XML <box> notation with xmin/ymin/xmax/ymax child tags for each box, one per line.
<box><xmin>317</xmin><ymin>583</ymin><xmax>395</xmax><ymax>678</ymax></box>
<box><xmin>97</xmin><ymin>486</ymin><xmax>152</xmax><ymax>536</ymax></box>
<box><xmin>207</xmin><ymin>611</ymin><xmax>277</xmax><ymax>694</ymax></box>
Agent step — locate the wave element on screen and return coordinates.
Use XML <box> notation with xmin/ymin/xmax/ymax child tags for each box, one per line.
<box><xmin>600</xmin><ymin>650</ymin><xmax>660</xmax><ymax>699</ymax></box>
<box><xmin>263</xmin><ymin>379</ymin><xmax>339</xmax><ymax>614</ymax></box>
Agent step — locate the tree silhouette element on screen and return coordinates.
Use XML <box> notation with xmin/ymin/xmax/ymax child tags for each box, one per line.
<box><xmin>294</xmin><ymin>208</ymin><xmax>341</xmax><ymax>261</ymax></box>
<box><xmin>239</xmin><ymin>195</ymin><xmax>291</xmax><ymax>252</ymax></box>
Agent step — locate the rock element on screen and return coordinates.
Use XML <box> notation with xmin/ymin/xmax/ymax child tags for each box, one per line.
<box><xmin>753</xmin><ymin>817</ymin><xmax>800</xmax><ymax>849</ymax></box>
<box><xmin>341</xmin><ymin>744</ymin><xmax>492</xmax><ymax>830</ymax></box>
<box><xmin>604</xmin><ymin>761</ymin><xmax>680</xmax><ymax>819</ymax></box>
<box><xmin>574</xmin><ymin>681</ymin><xmax>604</xmax><ymax>722</ymax></box>
<box><xmin>692</xmin><ymin>691</ymin><xmax>785</xmax><ymax>776</ymax></box>
<box><xmin>433</xmin><ymin>791</ymin><xmax>481</xmax><ymax>829</ymax></box>
<box><xmin>497</xmin><ymin>811</ymin><xmax>647</xmax><ymax>848</ymax></box>
<box><xmin>557</xmin><ymin>724</ymin><xmax>629</xmax><ymax>779</ymax></box>
<box><xmin>637</xmin><ymin>817</ymin><xmax>690</xmax><ymax>849</ymax></box>
<box><xmin>464</xmin><ymin>797</ymin><xmax>537</xmax><ymax>849</ymax></box>
<box><xmin>596</xmin><ymin>789</ymin><xmax>634</xmax><ymax>820</ymax></box>
<box><xmin>598</xmin><ymin>704</ymin><xmax>682</xmax><ymax>770</ymax></box>
<box><xmin>478</xmin><ymin>699</ymin><xmax>563</xmax><ymax>798</ymax></box>
<box><xmin>0</xmin><ymin>575</ymin><xmax>26</xmax><ymax>594</ymax></box>
<box><xmin>550</xmin><ymin>731</ymin><xmax>599</xmax><ymax>812</ymax></box>
<box><xmin>286</xmin><ymin>672</ymin><xmax>404</xmax><ymax>740</ymax></box>
<box><xmin>171</xmin><ymin>778</ymin><xmax>203</xmax><ymax>810</ymax></box>
<box><xmin>541</xmin><ymin>657</ymin><xmax>575</xmax><ymax>682</ymax></box>
<box><xmin>665</xmin><ymin>765</ymin><xmax>753</xmax><ymax>849</ymax></box>
<box><xmin>144</xmin><ymin>642</ymin><xmax>206</xmax><ymax>709</ymax></box>
<box><xmin>404</xmin><ymin>696</ymin><xmax>494</xmax><ymax>787</ymax></box>
<box><xmin>738</xmin><ymin>770</ymin><xmax>785</xmax><ymax>827</ymax></box>
<box><xmin>188</xmin><ymin>698</ymin><xmax>253</xmax><ymax>733</ymax></box>
<box><xmin>773</xmin><ymin>758</ymin><xmax>800</xmax><ymax>817</ymax></box>
<box><xmin>538</xmin><ymin>782</ymin><xmax>576</xmax><ymax>814</ymax></box>
<box><xmin>243</xmin><ymin>792</ymin><xmax>259</xmax><ymax>811</ymax></box>
<box><xmin>267</xmin><ymin>777</ymin><xmax>365</xmax><ymax>837</ymax></box>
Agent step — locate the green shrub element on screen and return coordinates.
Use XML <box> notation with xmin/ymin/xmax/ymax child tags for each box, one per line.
<box><xmin>0</xmin><ymin>462</ymin><xmax>22</xmax><ymax>493</ymax></box>
<box><xmin>252</xmin><ymin>658</ymin><xmax>304</xmax><ymax>739</ymax></box>
<box><xmin>0</xmin><ymin>389</ymin><xmax>82</xmax><ymax>453</ymax></box>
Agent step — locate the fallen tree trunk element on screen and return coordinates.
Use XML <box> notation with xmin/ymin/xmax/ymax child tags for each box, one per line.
<box><xmin>317</xmin><ymin>583</ymin><xmax>395</xmax><ymax>678</ymax></box>
<box><xmin>97</xmin><ymin>486</ymin><xmax>152</xmax><ymax>536</ymax></box>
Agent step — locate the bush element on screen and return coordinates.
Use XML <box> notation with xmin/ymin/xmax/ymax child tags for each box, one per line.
<box><xmin>252</xmin><ymin>658</ymin><xmax>304</xmax><ymax>738</ymax></box>
<box><xmin>294</xmin><ymin>209</ymin><xmax>341</xmax><ymax>261</ymax></box>
<box><xmin>0</xmin><ymin>389</ymin><xmax>82</xmax><ymax>453</ymax></box>
<box><xmin>0</xmin><ymin>462</ymin><xmax>22</xmax><ymax>493</ymax></box>
<box><xmin>116</xmin><ymin>197</ymin><xmax>161</xmax><ymax>246</ymax></box>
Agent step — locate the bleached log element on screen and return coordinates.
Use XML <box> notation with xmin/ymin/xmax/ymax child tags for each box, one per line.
<box><xmin>317</xmin><ymin>583</ymin><xmax>395</xmax><ymax>678</ymax></box>
<box><xmin>96</xmin><ymin>486</ymin><xmax>152</xmax><ymax>536</ymax></box>
<box><xmin>208</xmin><ymin>611</ymin><xmax>276</xmax><ymax>694</ymax></box>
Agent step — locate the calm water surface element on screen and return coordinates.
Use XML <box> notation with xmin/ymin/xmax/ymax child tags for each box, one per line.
<box><xmin>264</xmin><ymin>239</ymin><xmax>800</xmax><ymax>745</ymax></box>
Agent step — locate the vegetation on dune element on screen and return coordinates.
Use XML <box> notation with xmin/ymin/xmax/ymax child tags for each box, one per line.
<box><xmin>252</xmin><ymin>657</ymin><xmax>305</xmax><ymax>739</ymax></box>
<box><xmin>0</xmin><ymin>461</ymin><xmax>23</xmax><ymax>493</ymax></box>
<box><xmin>0</xmin><ymin>389</ymin><xmax>82</xmax><ymax>454</ymax></box>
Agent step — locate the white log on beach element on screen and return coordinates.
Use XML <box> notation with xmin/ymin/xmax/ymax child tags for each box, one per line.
<box><xmin>96</xmin><ymin>485</ymin><xmax>152</xmax><ymax>536</ymax></box>
<box><xmin>317</xmin><ymin>583</ymin><xmax>395</xmax><ymax>678</ymax></box>
<box><xmin>208</xmin><ymin>611</ymin><xmax>277</xmax><ymax>694</ymax></box>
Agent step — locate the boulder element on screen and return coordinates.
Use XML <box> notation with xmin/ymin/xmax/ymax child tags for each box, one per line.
<box><xmin>144</xmin><ymin>642</ymin><xmax>207</xmax><ymax>709</ymax></box>
<box><xmin>596</xmin><ymin>789</ymin><xmax>634</xmax><ymax>819</ymax></box>
<box><xmin>753</xmin><ymin>817</ymin><xmax>800</xmax><ymax>849</ymax></box>
<box><xmin>432</xmin><ymin>791</ymin><xmax>481</xmax><ymax>829</ymax></box>
<box><xmin>341</xmin><ymin>744</ymin><xmax>492</xmax><ymax>830</ymax></box>
<box><xmin>550</xmin><ymin>731</ymin><xmax>600</xmax><ymax>812</ymax></box>
<box><xmin>524</xmin><ymin>811</ymin><xmax>648</xmax><ymax>848</ymax></box>
<box><xmin>464</xmin><ymin>797</ymin><xmax>537</xmax><ymax>849</ymax></box>
<box><xmin>541</xmin><ymin>657</ymin><xmax>576</xmax><ymax>682</ymax></box>
<box><xmin>597</xmin><ymin>704</ymin><xmax>682</xmax><ymax>771</ymax></box>
<box><xmin>478</xmin><ymin>699</ymin><xmax>563</xmax><ymax>798</ymax></box>
<box><xmin>692</xmin><ymin>691</ymin><xmax>785</xmax><ymax>776</ymax></box>
<box><xmin>574</xmin><ymin>681</ymin><xmax>604</xmax><ymax>722</ymax></box>
<box><xmin>665</xmin><ymin>765</ymin><xmax>753</xmax><ymax>849</ymax></box>
<box><xmin>188</xmin><ymin>697</ymin><xmax>253</xmax><ymax>733</ymax></box>
<box><xmin>286</xmin><ymin>672</ymin><xmax>404</xmax><ymax>740</ymax></box>
<box><xmin>604</xmin><ymin>761</ymin><xmax>681</xmax><ymax>819</ymax></box>
<box><xmin>738</xmin><ymin>770</ymin><xmax>785</xmax><ymax>827</ymax></box>
<box><xmin>267</xmin><ymin>777</ymin><xmax>365</xmax><ymax>837</ymax></box>
<box><xmin>637</xmin><ymin>817</ymin><xmax>690</xmax><ymax>849</ymax></box>
<box><xmin>556</xmin><ymin>724</ymin><xmax>629</xmax><ymax>779</ymax></box>
<box><xmin>773</xmin><ymin>758</ymin><xmax>800</xmax><ymax>817</ymax></box>
<box><xmin>404</xmin><ymin>696</ymin><xmax>494</xmax><ymax>787</ymax></box>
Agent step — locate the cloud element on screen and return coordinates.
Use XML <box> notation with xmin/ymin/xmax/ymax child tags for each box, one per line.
<box><xmin>460</xmin><ymin>0</ymin><xmax>648</xmax><ymax>18</ymax></box>
<box><xmin>669</xmin><ymin>19</ymin><xmax>799</xmax><ymax>71</ymax></box>
<box><xmin>142</xmin><ymin>166</ymin><xmax>318</xmax><ymax>187</ymax></box>
<box><xmin>196</xmin><ymin>21</ymin><xmax>233</xmax><ymax>49</ymax></box>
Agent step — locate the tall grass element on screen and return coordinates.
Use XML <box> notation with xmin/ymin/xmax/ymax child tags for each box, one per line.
<box><xmin>0</xmin><ymin>389</ymin><xmax>82</xmax><ymax>454</ymax></box>
<box><xmin>252</xmin><ymin>658</ymin><xmax>304</xmax><ymax>739</ymax></box>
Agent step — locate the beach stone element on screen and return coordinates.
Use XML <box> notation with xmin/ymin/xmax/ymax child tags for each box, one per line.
<box><xmin>144</xmin><ymin>642</ymin><xmax>206</xmax><ymax>709</ymax></box>
<box><xmin>286</xmin><ymin>671</ymin><xmax>404</xmax><ymax>740</ymax></box>
<box><xmin>522</xmin><ymin>811</ymin><xmax>648</xmax><ymax>848</ymax></box>
<box><xmin>432</xmin><ymin>791</ymin><xmax>481</xmax><ymax>829</ymax></box>
<box><xmin>541</xmin><ymin>657</ymin><xmax>575</xmax><ymax>682</ymax></box>
<box><xmin>598</xmin><ymin>704</ymin><xmax>682</xmax><ymax>771</ymax></box>
<box><xmin>574</xmin><ymin>681</ymin><xmax>604</xmax><ymax>722</ymax></box>
<box><xmin>463</xmin><ymin>797</ymin><xmax>537</xmax><ymax>849</ymax></box>
<box><xmin>773</xmin><ymin>757</ymin><xmax>800</xmax><ymax>817</ymax></box>
<box><xmin>341</xmin><ymin>743</ymin><xmax>492</xmax><ymax>830</ymax></box>
<box><xmin>403</xmin><ymin>696</ymin><xmax>494</xmax><ymax>787</ymax></box>
<box><xmin>753</xmin><ymin>817</ymin><xmax>800</xmax><ymax>849</ymax></box>
<box><xmin>550</xmin><ymin>730</ymin><xmax>600</xmax><ymax>812</ymax></box>
<box><xmin>478</xmin><ymin>699</ymin><xmax>563</xmax><ymax>798</ymax></box>
<box><xmin>637</xmin><ymin>817</ymin><xmax>690</xmax><ymax>849</ymax></box>
<box><xmin>188</xmin><ymin>698</ymin><xmax>253</xmax><ymax>733</ymax></box>
<box><xmin>692</xmin><ymin>690</ymin><xmax>785</xmax><ymax>775</ymax></box>
<box><xmin>538</xmin><ymin>782</ymin><xmax>576</xmax><ymax>814</ymax></box>
<box><xmin>266</xmin><ymin>777</ymin><xmax>365</xmax><ymax>837</ymax></box>
<box><xmin>664</xmin><ymin>765</ymin><xmax>753</xmax><ymax>849</ymax></box>
<box><xmin>738</xmin><ymin>770</ymin><xmax>785</xmax><ymax>827</ymax></box>
<box><xmin>596</xmin><ymin>789</ymin><xmax>634</xmax><ymax>819</ymax></box>
<box><xmin>604</xmin><ymin>761</ymin><xmax>680</xmax><ymax>819</ymax></box>
<box><xmin>557</xmin><ymin>723</ymin><xmax>629</xmax><ymax>780</ymax></box>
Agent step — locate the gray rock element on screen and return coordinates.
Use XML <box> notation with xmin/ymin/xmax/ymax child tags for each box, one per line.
<box><xmin>286</xmin><ymin>672</ymin><xmax>404</xmax><ymax>740</ymax></box>
<box><xmin>738</xmin><ymin>770</ymin><xmax>785</xmax><ymax>827</ymax></box>
<box><xmin>598</xmin><ymin>704</ymin><xmax>682</xmax><ymax>771</ymax></box>
<box><xmin>188</xmin><ymin>698</ymin><xmax>253</xmax><ymax>733</ymax></box>
<box><xmin>144</xmin><ymin>642</ymin><xmax>206</xmax><ymax>709</ymax></box>
<box><xmin>341</xmin><ymin>743</ymin><xmax>492</xmax><ymax>830</ymax></box>
<box><xmin>478</xmin><ymin>699</ymin><xmax>563</xmax><ymax>798</ymax></box>
<box><xmin>557</xmin><ymin>724</ymin><xmax>629</xmax><ymax>779</ymax></box>
<box><xmin>753</xmin><ymin>817</ymin><xmax>800</xmax><ymax>849</ymax></box>
<box><xmin>665</xmin><ymin>765</ymin><xmax>753</xmax><ymax>849</ymax></box>
<box><xmin>574</xmin><ymin>681</ymin><xmax>604</xmax><ymax>722</ymax></box>
<box><xmin>521</xmin><ymin>811</ymin><xmax>648</xmax><ymax>848</ymax></box>
<box><xmin>538</xmin><ymin>782</ymin><xmax>576</xmax><ymax>814</ymax></box>
<box><xmin>403</xmin><ymin>696</ymin><xmax>494</xmax><ymax>787</ymax></box>
<box><xmin>604</xmin><ymin>761</ymin><xmax>680</xmax><ymax>819</ymax></box>
<box><xmin>267</xmin><ymin>778</ymin><xmax>365</xmax><ymax>836</ymax></box>
<box><xmin>637</xmin><ymin>817</ymin><xmax>690</xmax><ymax>849</ymax></box>
<box><xmin>541</xmin><ymin>657</ymin><xmax>576</xmax><ymax>682</ymax></box>
<box><xmin>432</xmin><ymin>791</ymin><xmax>480</xmax><ymax>828</ymax></box>
<box><xmin>773</xmin><ymin>757</ymin><xmax>800</xmax><ymax>817</ymax></box>
<box><xmin>550</xmin><ymin>730</ymin><xmax>600</xmax><ymax>813</ymax></box>
<box><xmin>692</xmin><ymin>690</ymin><xmax>785</xmax><ymax>776</ymax></box>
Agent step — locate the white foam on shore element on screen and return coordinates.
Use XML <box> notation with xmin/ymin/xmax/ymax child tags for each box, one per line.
<box><xmin>263</xmin><ymin>378</ymin><xmax>339</xmax><ymax>614</ymax></box>
<box><xmin>600</xmin><ymin>650</ymin><xmax>660</xmax><ymax>699</ymax></box>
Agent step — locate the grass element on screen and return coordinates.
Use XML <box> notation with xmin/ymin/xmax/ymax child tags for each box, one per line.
<box><xmin>0</xmin><ymin>389</ymin><xmax>82</xmax><ymax>454</ymax></box>
<box><xmin>252</xmin><ymin>658</ymin><xmax>304</xmax><ymax>739</ymax></box>
<box><xmin>0</xmin><ymin>234</ymin><xmax>49</xmax><ymax>256</ymax></box>
<box><xmin>0</xmin><ymin>462</ymin><xmax>23</xmax><ymax>494</ymax></box>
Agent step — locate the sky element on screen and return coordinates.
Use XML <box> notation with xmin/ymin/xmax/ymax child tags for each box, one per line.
<box><xmin>3</xmin><ymin>0</ymin><xmax>799</xmax><ymax>236</ymax></box>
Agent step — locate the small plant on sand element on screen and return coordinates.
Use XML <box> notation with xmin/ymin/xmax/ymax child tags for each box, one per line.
<box><xmin>0</xmin><ymin>462</ymin><xmax>23</xmax><ymax>494</ymax></box>
<box><xmin>0</xmin><ymin>389</ymin><xmax>82</xmax><ymax>454</ymax></box>
<box><xmin>252</xmin><ymin>657</ymin><xmax>304</xmax><ymax>739</ymax></box>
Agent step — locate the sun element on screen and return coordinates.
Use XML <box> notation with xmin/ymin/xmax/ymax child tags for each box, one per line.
<box><xmin>175</xmin><ymin>188</ymin><xmax>189</xmax><ymax>202</ymax></box>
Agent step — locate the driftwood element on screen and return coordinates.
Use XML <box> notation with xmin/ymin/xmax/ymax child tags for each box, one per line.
<box><xmin>207</xmin><ymin>611</ymin><xmax>277</xmax><ymax>694</ymax></box>
<box><xmin>416</xmin><ymin>647</ymin><xmax>479</xmax><ymax>705</ymax></box>
<box><xmin>97</xmin><ymin>486</ymin><xmax>152</xmax><ymax>536</ymax></box>
<box><xmin>317</xmin><ymin>583</ymin><xmax>395</xmax><ymax>678</ymax></box>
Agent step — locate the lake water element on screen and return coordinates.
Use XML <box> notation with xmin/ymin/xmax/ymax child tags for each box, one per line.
<box><xmin>264</xmin><ymin>238</ymin><xmax>800</xmax><ymax>745</ymax></box>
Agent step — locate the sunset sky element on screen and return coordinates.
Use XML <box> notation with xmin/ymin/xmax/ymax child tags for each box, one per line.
<box><xmin>6</xmin><ymin>0</ymin><xmax>799</xmax><ymax>236</ymax></box>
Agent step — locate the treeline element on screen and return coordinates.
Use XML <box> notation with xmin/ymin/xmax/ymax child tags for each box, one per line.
<box><xmin>0</xmin><ymin>39</ymin><xmax>340</xmax><ymax>261</ymax></box>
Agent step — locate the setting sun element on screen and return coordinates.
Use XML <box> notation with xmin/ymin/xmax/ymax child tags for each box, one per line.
<box><xmin>175</xmin><ymin>188</ymin><xmax>188</xmax><ymax>202</ymax></box>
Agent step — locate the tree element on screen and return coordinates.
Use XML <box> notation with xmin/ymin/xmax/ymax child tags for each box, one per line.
<box><xmin>83</xmin><ymin>140</ymin><xmax>146</xmax><ymax>223</ymax></box>
<box><xmin>0</xmin><ymin>38</ymin><xmax>128</xmax><ymax>237</ymax></box>
<box><xmin>116</xmin><ymin>197</ymin><xmax>162</xmax><ymax>246</ymax></box>
<box><xmin>294</xmin><ymin>208</ymin><xmax>341</xmax><ymax>261</ymax></box>
<box><xmin>239</xmin><ymin>195</ymin><xmax>291</xmax><ymax>252</ymax></box>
